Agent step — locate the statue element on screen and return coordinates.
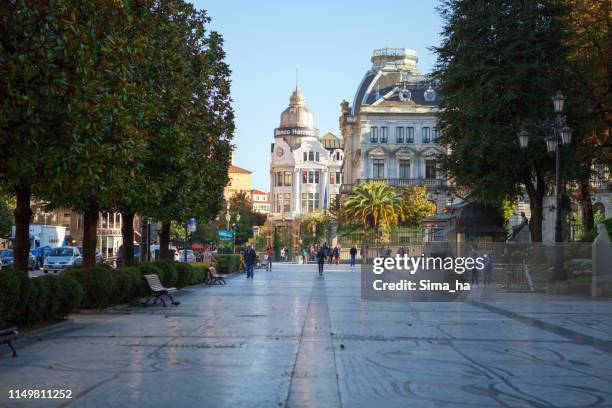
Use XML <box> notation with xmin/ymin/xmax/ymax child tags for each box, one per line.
<box><xmin>340</xmin><ymin>99</ymin><xmax>350</xmax><ymax>115</ymax></box>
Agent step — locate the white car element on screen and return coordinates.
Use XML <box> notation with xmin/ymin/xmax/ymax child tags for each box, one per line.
<box><xmin>43</xmin><ymin>247</ymin><xmax>82</xmax><ymax>273</ymax></box>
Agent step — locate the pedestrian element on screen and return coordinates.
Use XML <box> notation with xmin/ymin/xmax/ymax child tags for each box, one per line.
<box><xmin>333</xmin><ymin>245</ymin><xmax>340</xmax><ymax>265</ymax></box>
<box><xmin>280</xmin><ymin>247</ymin><xmax>286</xmax><ymax>262</ymax></box>
<box><xmin>349</xmin><ymin>245</ymin><xmax>357</xmax><ymax>267</ymax></box>
<box><xmin>360</xmin><ymin>245</ymin><xmax>368</xmax><ymax>264</ymax></box>
<box><xmin>316</xmin><ymin>245</ymin><xmax>326</xmax><ymax>276</ymax></box>
<box><xmin>397</xmin><ymin>246</ymin><xmax>406</xmax><ymax>258</ymax></box>
<box><xmin>483</xmin><ymin>253</ymin><xmax>493</xmax><ymax>285</ymax></box>
<box><xmin>244</xmin><ymin>244</ymin><xmax>257</xmax><ymax>279</ymax></box>
<box><xmin>265</xmin><ymin>245</ymin><xmax>274</xmax><ymax>272</ymax></box>
<box><xmin>302</xmin><ymin>247</ymin><xmax>308</xmax><ymax>264</ymax></box>
<box><xmin>468</xmin><ymin>245</ymin><xmax>479</xmax><ymax>285</ymax></box>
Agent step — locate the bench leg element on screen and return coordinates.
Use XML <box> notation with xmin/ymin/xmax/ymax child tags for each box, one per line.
<box><xmin>167</xmin><ymin>293</ymin><xmax>179</xmax><ymax>306</ymax></box>
<box><xmin>8</xmin><ymin>340</ymin><xmax>17</xmax><ymax>357</ymax></box>
<box><xmin>143</xmin><ymin>297</ymin><xmax>151</xmax><ymax>307</ymax></box>
<box><xmin>159</xmin><ymin>296</ymin><xmax>166</xmax><ymax>307</ymax></box>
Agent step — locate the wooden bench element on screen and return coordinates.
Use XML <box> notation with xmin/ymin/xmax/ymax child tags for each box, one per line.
<box><xmin>207</xmin><ymin>267</ymin><xmax>226</xmax><ymax>285</ymax></box>
<box><xmin>0</xmin><ymin>327</ymin><xmax>18</xmax><ymax>357</ymax></box>
<box><xmin>143</xmin><ymin>274</ymin><xmax>180</xmax><ymax>307</ymax></box>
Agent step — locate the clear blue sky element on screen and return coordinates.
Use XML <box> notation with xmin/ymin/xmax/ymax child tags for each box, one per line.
<box><xmin>194</xmin><ymin>0</ymin><xmax>443</xmax><ymax>191</ymax></box>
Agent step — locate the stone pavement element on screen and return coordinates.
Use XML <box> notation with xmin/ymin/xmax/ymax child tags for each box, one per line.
<box><xmin>1</xmin><ymin>263</ymin><xmax>612</xmax><ymax>407</ymax></box>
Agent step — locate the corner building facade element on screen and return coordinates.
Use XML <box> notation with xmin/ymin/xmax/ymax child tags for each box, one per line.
<box><xmin>340</xmin><ymin>48</ymin><xmax>449</xmax><ymax>211</ymax></box>
<box><xmin>269</xmin><ymin>86</ymin><xmax>344</xmax><ymax>224</ymax></box>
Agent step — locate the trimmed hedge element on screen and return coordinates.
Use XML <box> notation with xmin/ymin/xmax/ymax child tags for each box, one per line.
<box><xmin>214</xmin><ymin>254</ymin><xmax>241</xmax><ymax>274</ymax></box>
<box><xmin>0</xmin><ymin>268</ymin><xmax>83</xmax><ymax>328</ymax></box>
<box><xmin>63</xmin><ymin>265</ymin><xmax>114</xmax><ymax>309</ymax></box>
<box><xmin>0</xmin><ymin>260</ymin><xmax>211</xmax><ymax>329</ymax></box>
<box><xmin>151</xmin><ymin>261</ymin><xmax>177</xmax><ymax>287</ymax></box>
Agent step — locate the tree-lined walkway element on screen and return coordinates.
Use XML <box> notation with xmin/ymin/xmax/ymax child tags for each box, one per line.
<box><xmin>1</xmin><ymin>264</ymin><xmax>612</xmax><ymax>407</ymax></box>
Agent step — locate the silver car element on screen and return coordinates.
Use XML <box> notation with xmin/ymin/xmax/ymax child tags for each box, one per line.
<box><xmin>43</xmin><ymin>247</ymin><xmax>83</xmax><ymax>274</ymax></box>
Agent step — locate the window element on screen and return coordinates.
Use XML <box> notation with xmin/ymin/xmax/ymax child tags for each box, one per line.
<box><xmin>396</xmin><ymin>127</ymin><xmax>404</xmax><ymax>143</ymax></box>
<box><xmin>330</xmin><ymin>172</ymin><xmax>343</xmax><ymax>184</ymax></box>
<box><xmin>372</xmin><ymin>158</ymin><xmax>385</xmax><ymax>178</ymax></box>
<box><xmin>380</xmin><ymin>127</ymin><xmax>388</xmax><ymax>143</ymax></box>
<box><xmin>276</xmin><ymin>171</ymin><xmax>292</xmax><ymax>186</ymax></box>
<box><xmin>315</xmin><ymin>152</ymin><xmax>320</xmax><ymax>162</ymax></box>
<box><xmin>301</xmin><ymin>193</ymin><xmax>320</xmax><ymax>213</ymax></box>
<box><xmin>308</xmin><ymin>151</ymin><xmax>314</xmax><ymax>161</ymax></box>
<box><xmin>432</xmin><ymin>127</ymin><xmax>439</xmax><ymax>141</ymax></box>
<box><xmin>303</xmin><ymin>152</ymin><xmax>307</xmax><ymax>162</ymax></box>
<box><xmin>370</xmin><ymin>127</ymin><xmax>378</xmax><ymax>143</ymax></box>
<box><xmin>303</xmin><ymin>171</ymin><xmax>319</xmax><ymax>184</ymax></box>
<box><xmin>275</xmin><ymin>193</ymin><xmax>291</xmax><ymax>213</ymax></box>
<box><xmin>406</xmin><ymin>127</ymin><xmax>414</xmax><ymax>143</ymax></box>
<box><xmin>399</xmin><ymin>159</ymin><xmax>411</xmax><ymax>179</ymax></box>
<box><xmin>425</xmin><ymin>160</ymin><xmax>437</xmax><ymax>179</ymax></box>
<box><xmin>422</xmin><ymin>127</ymin><xmax>431</xmax><ymax>143</ymax></box>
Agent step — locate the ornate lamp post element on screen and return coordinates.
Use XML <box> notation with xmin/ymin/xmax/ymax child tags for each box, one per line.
<box><xmin>517</xmin><ymin>90</ymin><xmax>572</xmax><ymax>281</ymax></box>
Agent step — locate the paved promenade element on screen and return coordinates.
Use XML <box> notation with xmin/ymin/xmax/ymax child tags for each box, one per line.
<box><xmin>1</xmin><ymin>264</ymin><xmax>612</xmax><ymax>407</ymax></box>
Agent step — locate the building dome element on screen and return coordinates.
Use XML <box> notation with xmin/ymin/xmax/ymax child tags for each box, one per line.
<box><xmin>280</xmin><ymin>86</ymin><xmax>315</xmax><ymax>128</ymax></box>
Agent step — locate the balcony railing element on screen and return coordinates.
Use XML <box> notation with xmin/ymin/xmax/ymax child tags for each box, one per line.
<box><xmin>340</xmin><ymin>178</ymin><xmax>446</xmax><ymax>194</ymax></box>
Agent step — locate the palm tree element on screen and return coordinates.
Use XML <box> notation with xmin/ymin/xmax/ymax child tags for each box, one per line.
<box><xmin>340</xmin><ymin>182</ymin><xmax>403</xmax><ymax>254</ymax></box>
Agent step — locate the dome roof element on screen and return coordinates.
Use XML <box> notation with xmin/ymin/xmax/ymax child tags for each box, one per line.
<box><xmin>280</xmin><ymin>86</ymin><xmax>315</xmax><ymax>128</ymax></box>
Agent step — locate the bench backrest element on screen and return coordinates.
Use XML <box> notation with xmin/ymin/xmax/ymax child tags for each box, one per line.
<box><xmin>144</xmin><ymin>274</ymin><xmax>164</xmax><ymax>291</ymax></box>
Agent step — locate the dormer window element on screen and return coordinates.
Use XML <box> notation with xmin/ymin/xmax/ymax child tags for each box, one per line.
<box><xmin>308</xmin><ymin>151</ymin><xmax>314</xmax><ymax>161</ymax></box>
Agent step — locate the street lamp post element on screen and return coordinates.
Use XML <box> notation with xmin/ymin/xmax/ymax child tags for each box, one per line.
<box><xmin>518</xmin><ymin>90</ymin><xmax>572</xmax><ymax>282</ymax></box>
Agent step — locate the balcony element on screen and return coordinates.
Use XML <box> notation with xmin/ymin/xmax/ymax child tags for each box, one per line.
<box><xmin>340</xmin><ymin>178</ymin><xmax>446</xmax><ymax>194</ymax></box>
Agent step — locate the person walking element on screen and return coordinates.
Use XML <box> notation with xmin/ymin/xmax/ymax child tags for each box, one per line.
<box><xmin>244</xmin><ymin>244</ymin><xmax>257</xmax><ymax>279</ymax></box>
<box><xmin>280</xmin><ymin>247</ymin><xmax>286</xmax><ymax>262</ymax></box>
<box><xmin>349</xmin><ymin>245</ymin><xmax>357</xmax><ymax>267</ymax></box>
<box><xmin>468</xmin><ymin>245</ymin><xmax>480</xmax><ymax>285</ymax></box>
<box><xmin>265</xmin><ymin>245</ymin><xmax>274</xmax><ymax>272</ymax></box>
<box><xmin>333</xmin><ymin>244</ymin><xmax>340</xmax><ymax>265</ymax></box>
<box><xmin>302</xmin><ymin>247</ymin><xmax>308</xmax><ymax>264</ymax></box>
<box><xmin>316</xmin><ymin>245</ymin><xmax>326</xmax><ymax>276</ymax></box>
<box><xmin>483</xmin><ymin>253</ymin><xmax>493</xmax><ymax>285</ymax></box>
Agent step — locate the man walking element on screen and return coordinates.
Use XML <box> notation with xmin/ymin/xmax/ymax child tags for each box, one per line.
<box><xmin>316</xmin><ymin>244</ymin><xmax>327</xmax><ymax>276</ymax></box>
<box><xmin>244</xmin><ymin>244</ymin><xmax>257</xmax><ymax>279</ymax></box>
<box><xmin>468</xmin><ymin>245</ymin><xmax>479</xmax><ymax>285</ymax></box>
<box><xmin>349</xmin><ymin>245</ymin><xmax>357</xmax><ymax>267</ymax></box>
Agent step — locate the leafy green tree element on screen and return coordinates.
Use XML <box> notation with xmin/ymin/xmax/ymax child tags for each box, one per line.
<box><xmin>0</xmin><ymin>192</ymin><xmax>14</xmax><ymax>239</ymax></box>
<box><xmin>1</xmin><ymin>0</ymin><xmax>86</xmax><ymax>271</ymax></box>
<box><xmin>144</xmin><ymin>5</ymin><xmax>233</xmax><ymax>259</ymax></box>
<box><xmin>399</xmin><ymin>186</ymin><xmax>436</xmax><ymax>226</ymax></box>
<box><xmin>433</xmin><ymin>0</ymin><xmax>572</xmax><ymax>242</ymax></box>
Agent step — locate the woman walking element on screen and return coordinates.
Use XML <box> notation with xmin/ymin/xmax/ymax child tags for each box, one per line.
<box><xmin>265</xmin><ymin>245</ymin><xmax>274</xmax><ymax>272</ymax></box>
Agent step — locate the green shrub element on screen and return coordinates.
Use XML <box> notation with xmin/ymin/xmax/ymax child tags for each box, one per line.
<box><xmin>64</xmin><ymin>266</ymin><xmax>113</xmax><ymax>309</ymax></box>
<box><xmin>174</xmin><ymin>263</ymin><xmax>194</xmax><ymax>288</ymax></box>
<box><xmin>112</xmin><ymin>267</ymin><xmax>143</xmax><ymax>302</ymax></box>
<box><xmin>191</xmin><ymin>266</ymin><xmax>209</xmax><ymax>285</ymax></box>
<box><xmin>57</xmin><ymin>274</ymin><xmax>84</xmax><ymax>316</ymax></box>
<box><xmin>151</xmin><ymin>261</ymin><xmax>177</xmax><ymax>287</ymax></box>
<box><xmin>214</xmin><ymin>254</ymin><xmax>241</xmax><ymax>274</ymax></box>
<box><xmin>138</xmin><ymin>263</ymin><xmax>164</xmax><ymax>282</ymax></box>
<box><xmin>0</xmin><ymin>268</ymin><xmax>21</xmax><ymax>327</ymax></box>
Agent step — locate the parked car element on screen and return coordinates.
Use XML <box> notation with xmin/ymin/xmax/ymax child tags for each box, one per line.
<box><xmin>31</xmin><ymin>246</ymin><xmax>53</xmax><ymax>268</ymax></box>
<box><xmin>0</xmin><ymin>249</ymin><xmax>39</xmax><ymax>270</ymax></box>
<box><xmin>77</xmin><ymin>247</ymin><xmax>103</xmax><ymax>264</ymax></box>
<box><xmin>177</xmin><ymin>249</ymin><xmax>196</xmax><ymax>263</ymax></box>
<box><xmin>43</xmin><ymin>246</ymin><xmax>82</xmax><ymax>274</ymax></box>
<box><xmin>0</xmin><ymin>249</ymin><xmax>13</xmax><ymax>268</ymax></box>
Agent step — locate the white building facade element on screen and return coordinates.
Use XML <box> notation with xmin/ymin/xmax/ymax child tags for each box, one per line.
<box><xmin>269</xmin><ymin>86</ymin><xmax>344</xmax><ymax>223</ymax></box>
<box><xmin>340</xmin><ymin>48</ymin><xmax>448</xmax><ymax>210</ymax></box>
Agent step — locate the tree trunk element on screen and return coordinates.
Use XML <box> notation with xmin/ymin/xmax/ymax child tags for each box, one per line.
<box><xmin>121</xmin><ymin>211</ymin><xmax>135</xmax><ymax>266</ymax></box>
<box><xmin>579</xmin><ymin>178</ymin><xmax>594</xmax><ymax>235</ymax></box>
<box><xmin>82</xmin><ymin>201</ymin><xmax>99</xmax><ymax>267</ymax></box>
<box><xmin>12</xmin><ymin>183</ymin><xmax>32</xmax><ymax>273</ymax></box>
<box><xmin>159</xmin><ymin>220</ymin><xmax>171</xmax><ymax>260</ymax></box>
<box><xmin>524</xmin><ymin>174</ymin><xmax>545</xmax><ymax>243</ymax></box>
